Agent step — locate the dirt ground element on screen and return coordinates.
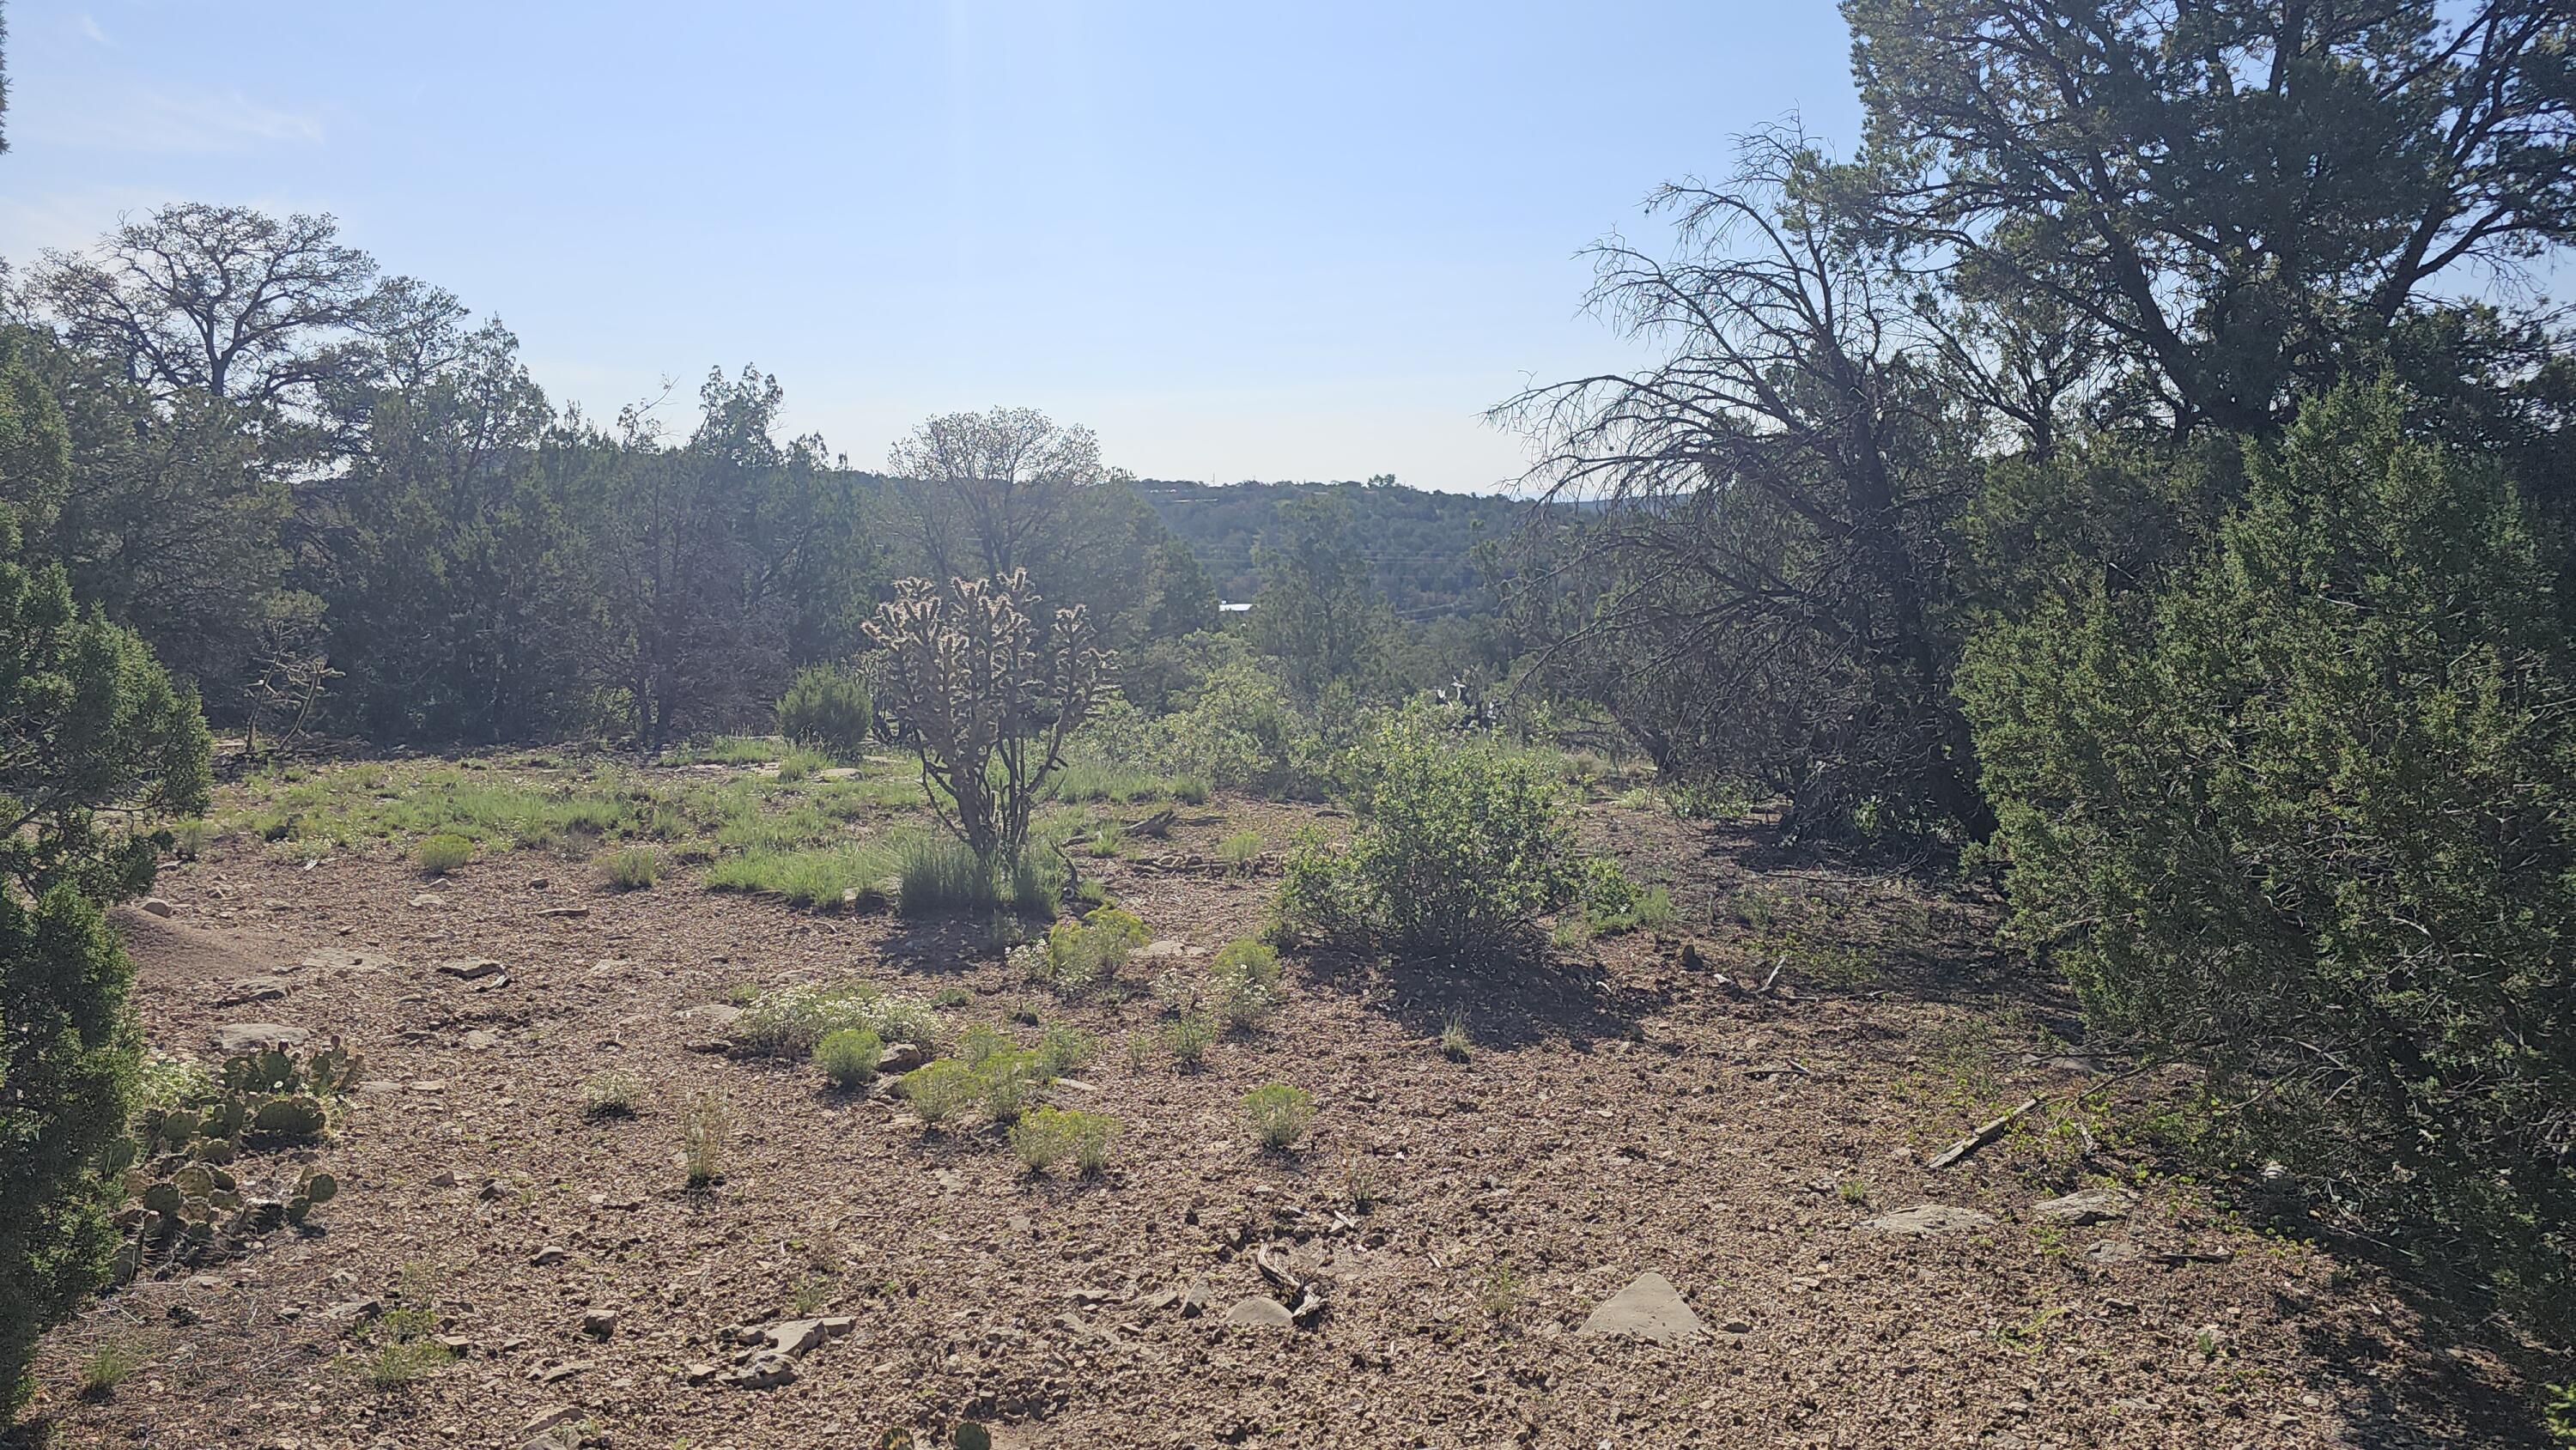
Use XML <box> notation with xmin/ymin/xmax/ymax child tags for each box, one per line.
<box><xmin>18</xmin><ymin>758</ymin><xmax>2549</xmax><ymax>1449</ymax></box>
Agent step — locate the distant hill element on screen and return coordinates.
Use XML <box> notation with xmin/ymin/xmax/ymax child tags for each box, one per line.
<box><xmin>1134</xmin><ymin>479</ymin><xmax>1539</xmax><ymax>620</ymax></box>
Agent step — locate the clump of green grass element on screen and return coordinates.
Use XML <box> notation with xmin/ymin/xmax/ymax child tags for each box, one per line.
<box><xmin>358</xmin><ymin>1339</ymin><xmax>453</xmax><ymax>1392</ymax></box>
<box><xmin>899</xmin><ymin>1059</ymin><xmax>980</xmax><ymax>1128</ymax></box>
<box><xmin>957</xmin><ymin>1022</ymin><xmax>1010</xmax><ymax>1069</ymax></box>
<box><xmin>1163</xmin><ymin>1011</ymin><xmax>1217</xmax><ymax>1068</ymax></box>
<box><xmin>1588</xmin><ymin>883</ymin><xmax>1677</xmax><ymax>936</ymax></box>
<box><xmin>580</xmin><ymin>1071</ymin><xmax>643</xmax><ymax>1119</ymax></box>
<box><xmin>415</xmin><ymin>833</ymin><xmax>474</xmax><ymax>875</ymax></box>
<box><xmin>1010</xmin><ymin>1107</ymin><xmax>1117</xmax><ymax>1175</ymax></box>
<box><xmin>680</xmin><ymin>1089</ymin><xmax>730</xmax><ymax>1187</ymax></box>
<box><xmin>168</xmin><ymin>817</ymin><xmax>214</xmax><ymax>858</ymax></box>
<box><xmin>668</xmin><ymin>735</ymin><xmax>789</xmax><ymax>765</ymax></box>
<box><xmin>1218</xmin><ymin>830</ymin><xmax>1263</xmax><ymax>876</ymax></box>
<box><xmin>598</xmin><ymin>846</ymin><xmax>660</xmax><ymax>889</ymax></box>
<box><xmin>1036</xmin><ymin>1022</ymin><xmax>1098</xmax><ymax>1076</ymax></box>
<box><xmin>975</xmin><ymin>1049</ymin><xmax>1054</xmax><ymax>1122</ymax></box>
<box><xmin>1244</xmin><ymin>1083</ymin><xmax>1315</xmax><ymax>1149</ymax></box>
<box><xmin>78</xmin><ymin>1342</ymin><xmax>145</xmax><ymax>1398</ymax></box>
<box><xmin>1479</xmin><ymin>1262</ymin><xmax>1521</xmax><ymax>1323</ymax></box>
<box><xmin>933</xmin><ymin>986</ymin><xmax>972</xmax><ymax>1010</ymax></box>
<box><xmin>813</xmin><ymin>1027</ymin><xmax>884</xmax><ymax>1088</ymax></box>
<box><xmin>1437</xmin><ymin>1011</ymin><xmax>1473</xmax><ymax>1062</ymax></box>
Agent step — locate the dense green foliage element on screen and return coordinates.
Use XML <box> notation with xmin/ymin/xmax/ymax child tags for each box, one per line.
<box><xmin>1964</xmin><ymin>389</ymin><xmax>2576</xmax><ymax>1332</ymax></box>
<box><xmin>773</xmin><ymin>664</ymin><xmax>874</xmax><ymax>759</ymax></box>
<box><xmin>1138</xmin><ymin>476</ymin><xmax>1522</xmax><ymax>619</ymax></box>
<box><xmin>1274</xmin><ymin>710</ymin><xmax>1585</xmax><ymax>953</ymax></box>
<box><xmin>0</xmin><ymin>514</ymin><xmax>210</xmax><ymax>1417</ymax></box>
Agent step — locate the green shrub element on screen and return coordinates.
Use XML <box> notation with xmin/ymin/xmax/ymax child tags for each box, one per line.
<box><xmin>77</xmin><ymin>1341</ymin><xmax>143</xmax><ymax>1398</ymax></box>
<box><xmin>1009</xmin><ymin>1107</ymin><xmax>1117</xmax><ymax>1175</ymax></box>
<box><xmin>812</xmin><ymin>1027</ymin><xmax>884</xmax><ymax>1088</ymax></box>
<box><xmin>1579</xmin><ymin>859</ymin><xmax>1674</xmax><ymax>935</ymax></box>
<box><xmin>0</xmin><ymin>520</ymin><xmax>211</xmax><ymax>1420</ymax></box>
<box><xmin>168</xmin><ymin>818</ymin><xmax>213</xmax><ymax>859</ymax></box>
<box><xmin>597</xmin><ymin>846</ymin><xmax>659</xmax><ymax>890</ymax></box>
<box><xmin>975</xmin><ymin>1049</ymin><xmax>1054</xmax><ymax>1122</ymax></box>
<box><xmin>1210</xmin><ymin>958</ymin><xmax>1275</xmax><ymax>1031</ymax></box>
<box><xmin>1243</xmin><ymin>1083</ymin><xmax>1315</xmax><ymax>1149</ymax></box>
<box><xmin>775</xmin><ymin>664</ymin><xmax>875</xmax><ymax>759</ymax></box>
<box><xmin>1015</xmin><ymin>1113</ymin><xmax>1118</xmax><ymax>1180</ymax></box>
<box><xmin>1962</xmin><ymin>386</ymin><xmax>2576</xmax><ymax>1338</ymax></box>
<box><xmin>1212</xmin><ymin>937</ymin><xmax>1279</xmax><ymax>986</ymax></box>
<box><xmin>1036</xmin><ymin>1022</ymin><xmax>1098</xmax><ymax>1077</ymax></box>
<box><xmin>1163</xmin><ymin>1011</ymin><xmax>1216</xmax><ymax>1068</ymax></box>
<box><xmin>1273</xmin><ymin>710</ymin><xmax>1581</xmax><ymax>953</ymax></box>
<box><xmin>956</xmin><ymin>1022</ymin><xmax>1010</xmax><ymax>1069</ymax></box>
<box><xmin>1039</xmin><ymin>905</ymin><xmax>1149</xmax><ymax>990</ymax></box>
<box><xmin>729</xmin><ymin>982</ymin><xmax>934</xmax><ymax>1057</ymax></box>
<box><xmin>900</xmin><ymin>1059</ymin><xmax>979</xmax><ymax>1127</ymax></box>
<box><xmin>414</xmin><ymin>833</ymin><xmax>475</xmax><ymax>875</ymax></box>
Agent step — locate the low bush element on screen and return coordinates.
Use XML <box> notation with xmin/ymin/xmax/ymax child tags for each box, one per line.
<box><xmin>414</xmin><ymin>833</ymin><xmax>474</xmax><ymax>875</ymax></box>
<box><xmin>1163</xmin><ymin>1012</ymin><xmax>1216</xmax><ymax>1068</ymax></box>
<box><xmin>1036</xmin><ymin>1022</ymin><xmax>1098</xmax><ymax>1076</ymax></box>
<box><xmin>1438</xmin><ymin>1011</ymin><xmax>1473</xmax><ymax>1062</ymax></box>
<box><xmin>580</xmin><ymin>1071</ymin><xmax>643</xmax><ymax>1119</ymax></box>
<box><xmin>775</xmin><ymin>664</ymin><xmax>875</xmax><ymax>759</ymax></box>
<box><xmin>729</xmin><ymin>981</ymin><xmax>935</xmax><ymax>1057</ymax></box>
<box><xmin>1009</xmin><ymin>1107</ymin><xmax>1117</xmax><ymax>1175</ymax></box>
<box><xmin>1272</xmin><ymin>709</ymin><xmax>1586</xmax><ymax>953</ymax></box>
<box><xmin>900</xmin><ymin>1059</ymin><xmax>980</xmax><ymax>1128</ymax></box>
<box><xmin>975</xmin><ymin>1048</ymin><xmax>1054</xmax><ymax>1122</ymax></box>
<box><xmin>1039</xmin><ymin>905</ymin><xmax>1149</xmax><ymax>991</ymax></box>
<box><xmin>1244</xmin><ymin>1083</ymin><xmax>1315</xmax><ymax>1149</ymax></box>
<box><xmin>812</xmin><ymin>1027</ymin><xmax>884</xmax><ymax>1088</ymax></box>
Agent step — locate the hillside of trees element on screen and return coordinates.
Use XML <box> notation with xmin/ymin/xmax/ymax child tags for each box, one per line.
<box><xmin>1135</xmin><ymin>477</ymin><xmax>1531</xmax><ymax>618</ymax></box>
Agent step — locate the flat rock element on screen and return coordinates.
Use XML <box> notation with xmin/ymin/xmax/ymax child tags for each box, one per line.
<box><xmin>140</xmin><ymin>897</ymin><xmax>175</xmax><ymax>918</ymax></box>
<box><xmin>530</xmin><ymin>1246</ymin><xmax>570</xmax><ymax>1266</ymax></box>
<box><xmin>461</xmin><ymin>1029</ymin><xmax>502</xmax><ymax>1051</ymax></box>
<box><xmin>210</xmin><ymin>1022</ymin><xmax>309</xmax><ymax>1053</ymax></box>
<box><xmin>876</xmin><ymin>1041</ymin><xmax>929</xmax><ymax>1074</ymax></box>
<box><xmin>216</xmin><ymin>976</ymin><xmax>294</xmax><ymax>1008</ymax></box>
<box><xmin>1862</xmin><ymin>1204</ymin><xmax>1997</xmax><ymax>1236</ymax></box>
<box><xmin>2032</xmin><ymin>1187</ymin><xmax>2136</xmax><ymax>1227</ymax></box>
<box><xmin>719</xmin><ymin>1351</ymin><xmax>797</xmax><ymax>1389</ymax></box>
<box><xmin>409</xmin><ymin>894</ymin><xmax>447</xmax><ymax>909</ymax></box>
<box><xmin>437</xmin><ymin>957</ymin><xmax>505</xmax><ymax>980</ymax></box>
<box><xmin>1223</xmin><ymin>1296</ymin><xmax>1295</xmax><ymax>1327</ymax></box>
<box><xmin>2084</xmin><ymin>1239</ymin><xmax>2144</xmax><ymax>1265</ymax></box>
<box><xmin>1578</xmin><ymin>1271</ymin><xmax>1704</xmax><ymax>1344</ymax></box>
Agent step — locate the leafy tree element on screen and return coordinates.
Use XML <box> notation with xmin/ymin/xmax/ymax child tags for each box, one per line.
<box><xmin>32</xmin><ymin>204</ymin><xmax>394</xmax><ymax>411</ymax></box>
<box><xmin>1844</xmin><ymin>0</ymin><xmax>2576</xmax><ymax>437</ymax></box>
<box><xmin>0</xmin><ymin>515</ymin><xmax>210</xmax><ymax>1418</ymax></box>
<box><xmin>1962</xmin><ymin>385</ymin><xmax>2576</xmax><ymax>1336</ymax></box>
<box><xmin>1249</xmin><ymin>493</ymin><xmax>1389</xmax><ymax>697</ymax></box>
<box><xmin>888</xmin><ymin>407</ymin><xmax>1103</xmax><ymax>583</ymax></box>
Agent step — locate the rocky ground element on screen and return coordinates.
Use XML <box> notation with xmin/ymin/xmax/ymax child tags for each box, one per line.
<box><xmin>16</xmin><ymin>755</ymin><xmax>2549</xmax><ymax>1449</ymax></box>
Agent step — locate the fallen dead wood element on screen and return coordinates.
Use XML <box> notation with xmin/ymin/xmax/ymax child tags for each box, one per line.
<box><xmin>1928</xmin><ymin>1096</ymin><xmax>2040</xmax><ymax>1169</ymax></box>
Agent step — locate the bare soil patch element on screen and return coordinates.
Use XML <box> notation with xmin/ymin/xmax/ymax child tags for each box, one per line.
<box><xmin>19</xmin><ymin>761</ymin><xmax>2542</xmax><ymax>1448</ymax></box>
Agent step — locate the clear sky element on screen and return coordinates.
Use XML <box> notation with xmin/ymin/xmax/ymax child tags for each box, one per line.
<box><xmin>3</xmin><ymin>2</ymin><xmax>1863</xmax><ymax>492</ymax></box>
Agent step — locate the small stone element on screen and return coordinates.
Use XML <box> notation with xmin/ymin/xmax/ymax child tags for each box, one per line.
<box><xmin>528</xmin><ymin>1359</ymin><xmax>594</xmax><ymax>1384</ymax></box>
<box><xmin>322</xmin><ymin>1296</ymin><xmax>382</xmax><ymax>1321</ymax></box>
<box><xmin>522</xmin><ymin>1407</ymin><xmax>582</xmax><ymax>1437</ymax></box>
<box><xmin>1861</xmin><ymin>1204</ymin><xmax>1998</xmax><ymax>1236</ymax></box>
<box><xmin>2083</xmin><ymin>1239</ymin><xmax>2143</xmax><ymax>1265</ymax></box>
<box><xmin>580</xmin><ymin>1309</ymin><xmax>617</xmax><ymax>1339</ymax></box>
<box><xmin>1579</xmin><ymin>1271</ymin><xmax>1704</xmax><ymax>1344</ymax></box>
<box><xmin>2031</xmin><ymin>1187</ymin><xmax>2135</xmax><ymax>1227</ymax></box>
<box><xmin>683</xmin><ymin>1361</ymin><xmax>721</xmax><ymax>1384</ymax></box>
<box><xmin>140</xmin><ymin>897</ymin><xmax>175</xmax><ymax>918</ymax></box>
<box><xmin>539</xmin><ymin>906</ymin><xmax>591</xmax><ymax>919</ymax></box>
<box><xmin>437</xmin><ymin>957</ymin><xmax>505</xmax><ymax>980</ymax></box>
<box><xmin>409</xmin><ymin>893</ymin><xmax>447</xmax><ymax>909</ymax></box>
<box><xmin>530</xmin><ymin>1245</ymin><xmax>570</xmax><ymax>1266</ymax></box>
<box><xmin>461</xmin><ymin>1029</ymin><xmax>502</xmax><ymax>1051</ymax></box>
<box><xmin>876</xmin><ymin>1041</ymin><xmax>929</xmax><ymax>1075</ymax></box>
<box><xmin>1223</xmin><ymin>1296</ymin><xmax>1295</xmax><ymax>1327</ymax></box>
<box><xmin>210</xmin><ymin>1022</ymin><xmax>310</xmax><ymax>1053</ymax></box>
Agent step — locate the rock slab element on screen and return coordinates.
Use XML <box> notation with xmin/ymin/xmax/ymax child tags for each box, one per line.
<box><xmin>2032</xmin><ymin>1187</ymin><xmax>2135</xmax><ymax>1227</ymax></box>
<box><xmin>1579</xmin><ymin>1271</ymin><xmax>1704</xmax><ymax>1344</ymax></box>
<box><xmin>1862</xmin><ymin>1204</ymin><xmax>1997</xmax><ymax>1236</ymax></box>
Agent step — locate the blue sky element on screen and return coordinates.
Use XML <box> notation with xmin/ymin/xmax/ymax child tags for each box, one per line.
<box><xmin>3</xmin><ymin>2</ymin><xmax>1862</xmax><ymax>492</ymax></box>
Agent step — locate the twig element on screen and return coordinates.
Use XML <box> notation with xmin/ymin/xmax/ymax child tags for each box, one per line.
<box><xmin>1928</xmin><ymin>1097</ymin><xmax>2039</xmax><ymax>1169</ymax></box>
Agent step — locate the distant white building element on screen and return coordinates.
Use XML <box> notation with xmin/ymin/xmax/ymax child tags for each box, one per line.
<box><xmin>1218</xmin><ymin>601</ymin><xmax>1253</xmax><ymax>613</ymax></box>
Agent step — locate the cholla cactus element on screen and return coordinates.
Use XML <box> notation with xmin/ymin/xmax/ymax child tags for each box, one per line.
<box><xmin>864</xmin><ymin>570</ymin><xmax>1107</xmax><ymax>862</ymax></box>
